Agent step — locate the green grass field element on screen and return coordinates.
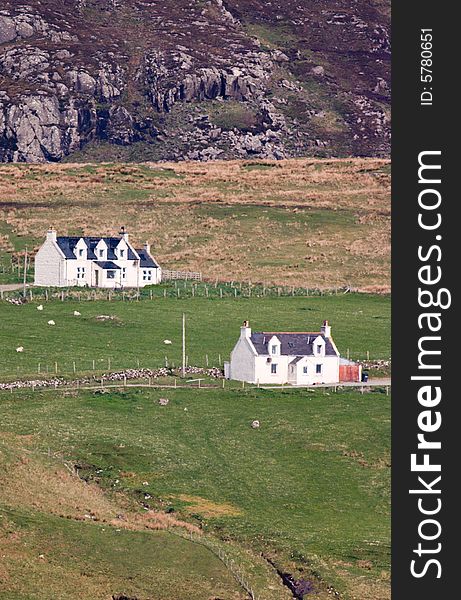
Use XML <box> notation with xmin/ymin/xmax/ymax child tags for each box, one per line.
<box><xmin>0</xmin><ymin>292</ymin><xmax>390</xmax><ymax>598</ymax></box>
<box><xmin>0</xmin><ymin>293</ymin><xmax>390</xmax><ymax>379</ymax></box>
<box><xmin>0</xmin><ymin>385</ymin><xmax>390</xmax><ymax>600</ymax></box>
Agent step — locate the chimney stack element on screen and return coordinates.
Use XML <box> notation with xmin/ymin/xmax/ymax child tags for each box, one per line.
<box><xmin>47</xmin><ymin>227</ymin><xmax>57</xmax><ymax>242</ymax></box>
<box><xmin>119</xmin><ymin>226</ymin><xmax>129</xmax><ymax>242</ymax></box>
<box><xmin>321</xmin><ymin>320</ymin><xmax>331</xmax><ymax>338</ymax></box>
<box><xmin>240</xmin><ymin>320</ymin><xmax>251</xmax><ymax>339</ymax></box>
<box><xmin>144</xmin><ymin>241</ymin><xmax>151</xmax><ymax>255</ymax></box>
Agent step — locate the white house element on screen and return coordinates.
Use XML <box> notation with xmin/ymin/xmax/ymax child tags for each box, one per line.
<box><xmin>225</xmin><ymin>320</ymin><xmax>340</xmax><ymax>385</ymax></box>
<box><xmin>34</xmin><ymin>228</ymin><xmax>161</xmax><ymax>288</ymax></box>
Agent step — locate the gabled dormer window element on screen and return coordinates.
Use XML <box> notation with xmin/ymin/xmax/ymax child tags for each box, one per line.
<box><xmin>99</xmin><ymin>249</ymin><xmax>104</xmax><ymax>258</ymax></box>
<box><xmin>78</xmin><ymin>249</ymin><xmax>84</xmax><ymax>257</ymax></box>
<box><xmin>317</xmin><ymin>344</ymin><xmax>322</xmax><ymax>354</ymax></box>
<box><xmin>120</xmin><ymin>249</ymin><xmax>125</xmax><ymax>258</ymax></box>
<box><xmin>268</xmin><ymin>336</ymin><xmax>280</xmax><ymax>356</ymax></box>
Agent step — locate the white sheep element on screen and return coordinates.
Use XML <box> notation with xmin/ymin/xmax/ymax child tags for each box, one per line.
<box><xmin>47</xmin><ymin>320</ymin><xmax>55</xmax><ymax>326</ymax></box>
<box><xmin>37</xmin><ymin>305</ymin><xmax>43</xmax><ymax>311</ymax></box>
<box><xmin>163</xmin><ymin>339</ymin><xmax>172</xmax><ymax>344</ymax></box>
<box><xmin>73</xmin><ymin>311</ymin><xmax>81</xmax><ymax>316</ymax></box>
<box><xmin>251</xmin><ymin>420</ymin><xmax>260</xmax><ymax>429</ymax></box>
<box><xmin>16</xmin><ymin>346</ymin><xmax>24</xmax><ymax>353</ymax></box>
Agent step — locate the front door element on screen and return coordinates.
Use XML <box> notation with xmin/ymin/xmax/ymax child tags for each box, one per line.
<box><xmin>95</xmin><ymin>270</ymin><xmax>99</xmax><ymax>287</ymax></box>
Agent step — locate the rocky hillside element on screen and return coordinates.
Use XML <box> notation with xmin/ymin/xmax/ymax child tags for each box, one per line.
<box><xmin>0</xmin><ymin>0</ymin><xmax>390</xmax><ymax>163</ymax></box>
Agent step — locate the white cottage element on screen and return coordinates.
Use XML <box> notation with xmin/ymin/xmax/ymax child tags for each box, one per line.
<box><xmin>225</xmin><ymin>320</ymin><xmax>340</xmax><ymax>385</ymax></box>
<box><xmin>34</xmin><ymin>228</ymin><xmax>161</xmax><ymax>288</ymax></box>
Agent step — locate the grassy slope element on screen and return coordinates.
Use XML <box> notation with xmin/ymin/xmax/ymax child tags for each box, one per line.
<box><xmin>0</xmin><ymin>386</ymin><xmax>390</xmax><ymax>600</ymax></box>
<box><xmin>0</xmin><ymin>509</ymin><xmax>247</xmax><ymax>600</ymax></box>
<box><xmin>0</xmin><ymin>159</ymin><xmax>390</xmax><ymax>290</ymax></box>
<box><xmin>0</xmin><ymin>293</ymin><xmax>390</xmax><ymax>378</ymax></box>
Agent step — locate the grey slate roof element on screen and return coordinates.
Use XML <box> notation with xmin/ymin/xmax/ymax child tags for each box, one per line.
<box><xmin>56</xmin><ymin>236</ymin><xmax>139</xmax><ymax>261</ymax></box>
<box><xmin>94</xmin><ymin>261</ymin><xmax>120</xmax><ymax>270</ymax></box>
<box><xmin>250</xmin><ymin>332</ymin><xmax>338</xmax><ymax>357</ymax></box>
<box><xmin>136</xmin><ymin>249</ymin><xmax>159</xmax><ymax>268</ymax></box>
<box><xmin>289</xmin><ymin>356</ymin><xmax>305</xmax><ymax>365</ymax></box>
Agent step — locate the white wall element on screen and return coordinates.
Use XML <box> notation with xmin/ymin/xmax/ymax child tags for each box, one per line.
<box><xmin>229</xmin><ymin>337</ymin><xmax>256</xmax><ymax>382</ymax></box>
<box><xmin>34</xmin><ymin>240</ymin><xmax>64</xmax><ymax>286</ymax></box>
<box><xmin>254</xmin><ymin>355</ymin><xmax>292</xmax><ymax>384</ymax></box>
<box><xmin>293</xmin><ymin>355</ymin><xmax>339</xmax><ymax>385</ymax></box>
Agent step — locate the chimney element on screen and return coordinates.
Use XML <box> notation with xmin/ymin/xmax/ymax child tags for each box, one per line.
<box><xmin>144</xmin><ymin>241</ymin><xmax>151</xmax><ymax>255</ymax></box>
<box><xmin>321</xmin><ymin>320</ymin><xmax>331</xmax><ymax>338</ymax></box>
<box><xmin>47</xmin><ymin>227</ymin><xmax>57</xmax><ymax>242</ymax></box>
<box><xmin>119</xmin><ymin>226</ymin><xmax>129</xmax><ymax>242</ymax></box>
<box><xmin>240</xmin><ymin>320</ymin><xmax>251</xmax><ymax>339</ymax></box>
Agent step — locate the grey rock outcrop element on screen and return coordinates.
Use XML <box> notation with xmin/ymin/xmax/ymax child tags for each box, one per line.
<box><xmin>0</xmin><ymin>0</ymin><xmax>390</xmax><ymax>162</ymax></box>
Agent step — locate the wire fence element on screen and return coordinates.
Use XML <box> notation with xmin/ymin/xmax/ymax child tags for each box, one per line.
<box><xmin>1</xmin><ymin>280</ymin><xmax>363</xmax><ymax>303</ymax></box>
<box><xmin>171</xmin><ymin>529</ymin><xmax>260</xmax><ymax>600</ymax></box>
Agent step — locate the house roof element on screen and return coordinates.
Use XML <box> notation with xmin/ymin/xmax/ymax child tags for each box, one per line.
<box><xmin>94</xmin><ymin>261</ymin><xmax>120</xmax><ymax>270</ymax></box>
<box><xmin>289</xmin><ymin>356</ymin><xmax>305</xmax><ymax>365</ymax></box>
<box><xmin>55</xmin><ymin>236</ymin><xmax>138</xmax><ymax>261</ymax></box>
<box><xmin>136</xmin><ymin>248</ymin><xmax>159</xmax><ymax>268</ymax></box>
<box><xmin>250</xmin><ymin>332</ymin><xmax>338</xmax><ymax>357</ymax></box>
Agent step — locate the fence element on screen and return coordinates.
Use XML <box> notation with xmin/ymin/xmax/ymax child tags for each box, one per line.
<box><xmin>170</xmin><ymin>529</ymin><xmax>260</xmax><ymax>600</ymax></box>
<box><xmin>1</xmin><ymin>280</ymin><xmax>362</xmax><ymax>303</ymax></box>
<box><xmin>162</xmin><ymin>270</ymin><xmax>202</xmax><ymax>281</ymax></box>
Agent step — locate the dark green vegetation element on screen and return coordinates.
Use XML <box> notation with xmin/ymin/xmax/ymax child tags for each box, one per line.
<box><xmin>0</xmin><ymin>159</ymin><xmax>390</xmax><ymax>290</ymax></box>
<box><xmin>0</xmin><ymin>385</ymin><xmax>390</xmax><ymax>599</ymax></box>
<box><xmin>0</xmin><ymin>293</ymin><xmax>390</xmax><ymax>378</ymax></box>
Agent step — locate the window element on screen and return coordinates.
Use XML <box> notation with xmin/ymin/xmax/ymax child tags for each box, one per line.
<box><xmin>316</xmin><ymin>364</ymin><xmax>322</xmax><ymax>374</ymax></box>
<box><xmin>107</xmin><ymin>270</ymin><xmax>115</xmax><ymax>279</ymax></box>
<box><xmin>271</xmin><ymin>363</ymin><xmax>277</xmax><ymax>374</ymax></box>
<box><xmin>303</xmin><ymin>366</ymin><xmax>308</xmax><ymax>374</ymax></box>
<box><xmin>143</xmin><ymin>270</ymin><xmax>152</xmax><ymax>281</ymax></box>
<box><xmin>122</xmin><ymin>267</ymin><xmax>126</xmax><ymax>279</ymax></box>
<box><xmin>78</xmin><ymin>249</ymin><xmax>84</xmax><ymax>257</ymax></box>
<box><xmin>271</xmin><ymin>345</ymin><xmax>277</xmax><ymax>354</ymax></box>
<box><xmin>120</xmin><ymin>249</ymin><xmax>125</xmax><ymax>258</ymax></box>
<box><xmin>99</xmin><ymin>249</ymin><xmax>104</xmax><ymax>258</ymax></box>
<box><xmin>76</xmin><ymin>267</ymin><xmax>85</xmax><ymax>279</ymax></box>
<box><xmin>317</xmin><ymin>344</ymin><xmax>322</xmax><ymax>354</ymax></box>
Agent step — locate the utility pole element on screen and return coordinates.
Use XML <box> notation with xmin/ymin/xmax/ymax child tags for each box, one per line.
<box><xmin>22</xmin><ymin>246</ymin><xmax>28</xmax><ymax>298</ymax></box>
<box><xmin>182</xmin><ymin>312</ymin><xmax>186</xmax><ymax>378</ymax></box>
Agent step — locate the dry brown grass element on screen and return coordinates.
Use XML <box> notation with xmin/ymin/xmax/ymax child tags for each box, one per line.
<box><xmin>177</xmin><ymin>494</ymin><xmax>242</xmax><ymax>518</ymax></box>
<box><xmin>0</xmin><ymin>158</ymin><xmax>390</xmax><ymax>290</ymax></box>
<box><xmin>0</xmin><ymin>431</ymin><xmax>199</xmax><ymax>535</ymax></box>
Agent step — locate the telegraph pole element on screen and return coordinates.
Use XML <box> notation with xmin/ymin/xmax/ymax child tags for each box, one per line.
<box><xmin>182</xmin><ymin>312</ymin><xmax>186</xmax><ymax>378</ymax></box>
<box><xmin>22</xmin><ymin>246</ymin><xmax>28</xmax><ymax>298</ymax></box>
